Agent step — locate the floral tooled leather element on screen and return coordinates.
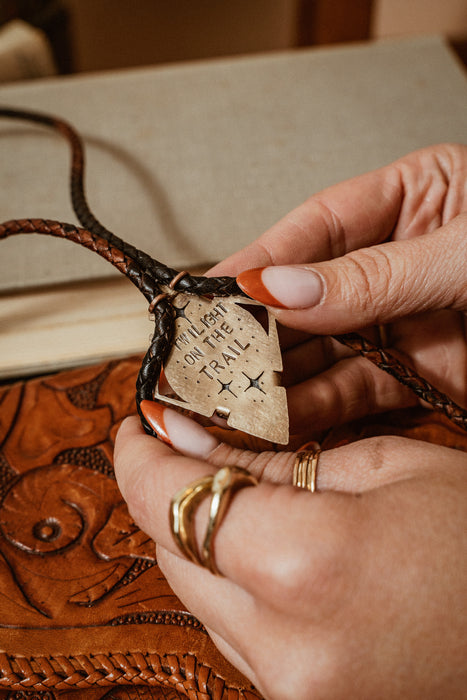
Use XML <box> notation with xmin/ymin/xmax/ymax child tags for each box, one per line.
<box><xmin>0</xmin><ymin>357</ymin><xmax>261</xmax><ymax>699</ymax></box>
<box><xmin>0</xmin><ymin>356</ymin><xmax>464</xmax><ymax>699</ymax></box>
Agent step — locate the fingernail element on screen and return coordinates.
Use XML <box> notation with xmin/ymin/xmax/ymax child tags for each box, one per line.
<box><xmin>140</xmin><ymin>400</ymin><xmax>219</xmax><ymax>458</ymax></box>
<box><xmin>237</xmin><ymin>266</ymin><xmax>323</xmax><ymax>308</ymax></box>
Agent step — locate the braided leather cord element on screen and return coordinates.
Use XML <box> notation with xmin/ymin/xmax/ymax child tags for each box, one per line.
<box><xmin>136</xmin><ymin>298</ymin><xmax>174</xmax><ymax>433</ymax></box>
<box><xmin>334</xmin><ymin>334</ymin><xmax>467</xmax><ymax>431</ymax></box>
<box><xmin>0</xmin><ymin>107</ymin><xmax>240</xmax><ymax>299</ymax></box>
<box><xmin>0</xmin><ymin>651</ymin><xmax>260</xmax><ymax>698</ymax></box>
<box><xmin>1</xmin><ymin>106</ymin><xmax>466</xmax><ymax>433</ymax></box>
<box><xmin>0</xmin><ymin>219</ymin><xmax>162</xmax><ymax>303</ymax></box>
<box><xmin>0</xmin><ymin>107</ymin><xmax>240</xmax><ymax>437</ymax></box>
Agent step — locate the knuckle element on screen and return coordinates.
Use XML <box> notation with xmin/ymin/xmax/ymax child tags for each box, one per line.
<box><xmin>262</xmin><ymin>517</ymin><xmax>350</xmax><ymax>613</ymax></box>
<box><xmin>313</xmin><ymin>197</ymin><xmax>347</xmax><ymax>259</ymax></box>
<box><xmin>363</xmin><ymin>434</ymin><xmax>406</xmax><ymax>471</ymax></box>
<box><xmin>340</xmin><ymin>247</ymin><xmax>397</xmax><ymax>313</ymax></box>
<box><xmin>210</xmin><ymin>442</ymin><xmax>290</xmax><ymax>483</ymax></box>
<box><xmin>264</xmin><ymin>546</ymin><xmax>312</xmax><ymax>605</ymax></box>
<box><xmin>313</xmin><ymin>374</ymin><xmax>348</xmax><ymax>428</ymax></box>
<box><xmin>304</xmin><ymin>363</ymin><xmax>378</xmax><ymax>429</ymax></box>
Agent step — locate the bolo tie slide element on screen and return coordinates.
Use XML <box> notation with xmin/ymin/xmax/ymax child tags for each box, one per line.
<box><xmin>1</xmin><ymin>106</ymin><xmax>466</xmax><ymax>442</ymax></box>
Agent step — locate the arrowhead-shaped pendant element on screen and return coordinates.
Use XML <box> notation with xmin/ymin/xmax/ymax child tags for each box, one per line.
<box><xmin>154</xmin><ymin>293</ymin><xmax>289</xmax><ymax>444</ymax></box>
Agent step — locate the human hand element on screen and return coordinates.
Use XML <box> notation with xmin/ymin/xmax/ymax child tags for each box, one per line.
<box><xmin>114</xmin><ymin>408</ymin><xmax>467</xmax><ymax>700</ymax></box>
<box><xmin>210</xmin><ymin>144</ymin><xmax>467</xmax><ymax>433</ymax></box>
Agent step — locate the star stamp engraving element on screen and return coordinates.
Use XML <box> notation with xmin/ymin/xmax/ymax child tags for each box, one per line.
<box><xmin>154</xmin><ymin>293</ymin><xmax>289</xmax><ymax>444</ymax></box>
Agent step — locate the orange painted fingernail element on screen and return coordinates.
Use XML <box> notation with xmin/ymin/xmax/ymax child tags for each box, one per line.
<box><xmin>140</xmin><ymin>400</ymin><xmax>172</xmax><ymax>446</ymax></box>
<box><xmin>238</xmin><ymin>266</ymin><xmax>323</xmax><ymax>309</ymax></box>
<box><xmin>237</xmin><ymin>267</ymin><xmax>286</xmax><ymax>307</ymax></box>
<box><xmin>140</xmin><ymin>401</ymin><xmax>219</xmax><ymax>458</ymax></box>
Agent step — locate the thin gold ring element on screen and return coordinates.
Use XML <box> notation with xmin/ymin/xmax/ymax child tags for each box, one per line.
<box><xmin>293</xmin><ymin>444</ymin><xmax>321</xmax><ymax>492</ymax></box>
<box><xmin>170</xmin><ymin>466</ymin><xmax>258</xmax><ymax>575</ymax></box>
<box><xmin>202</xmin><ymin>466</ymin><xmax>258</xmax><ymax>575</ymax></box>
<box><xmin>170</xmin><ymin>475</ymin><xmax>213</xmax><ymax>566</ymax></box>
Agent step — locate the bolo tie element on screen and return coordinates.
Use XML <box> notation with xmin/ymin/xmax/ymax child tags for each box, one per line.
<box><xmin>1</xmin><ymin>106</ymin><xmax>466</xmax><ymax>443</ymax></box>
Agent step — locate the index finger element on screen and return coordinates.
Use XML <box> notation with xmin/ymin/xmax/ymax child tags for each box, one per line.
<box><xmin>209</xmin><ymin>144</ymin><xmax>462</xmax><ymax>277</ymax></box>
<box><xmin>114</xmin><ymin>415</ymin><xmax>465</xmax><ymax>610</ymax></box>
<box><xmin>209</xmin><ymin>165</ymin><xmax>400</xmax><ymax>276</ymax></box>
<box><xmin>113</xmin><ymin>416</ymin><xmax>362</xmax><ymax>607</ymax></box>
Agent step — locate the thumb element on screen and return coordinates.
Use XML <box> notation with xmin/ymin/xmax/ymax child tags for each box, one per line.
<box><xmin>137</xmin><ymin>399</ymin><xmax>294</xmax><ymax>484</ymax></box>
<box><xmin>237</xmin><ymin>213</ymin><xmax>467</xmax><ymax>334</ymax></box>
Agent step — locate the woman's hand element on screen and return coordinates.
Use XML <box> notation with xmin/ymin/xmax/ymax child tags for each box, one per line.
<box><xmin>210</xmin><ymin>144</ymin><xmax>467</xmax><ymax>433</ymax></box>
<box><xmin>114</xmin><ymin>409</ymin><xmax>467</xmax><ymax>700</ymax></box>
<box><xmin>114</xmin><ymin>145</ymin><xmax>467</xmax><ymax>698</ymax></box>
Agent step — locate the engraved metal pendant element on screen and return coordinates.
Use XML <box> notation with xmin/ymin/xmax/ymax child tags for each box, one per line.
<box><xmin>154</xmin><ymin>293</ymin><xmax>289</xmax><ymax>444</ymax></box>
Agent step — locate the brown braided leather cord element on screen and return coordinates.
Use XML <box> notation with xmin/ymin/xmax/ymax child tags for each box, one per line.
<box><xmin>0</xmin><ymin>106</ymin><xmax>245</xmax><ymax>437</ymax></box>
<box><xmin>0</xmin><ymin>217</ymin><xmax>174</xmax><ymax>436</ymax></box>
<box><xmin>334</xmin><ymin>334</ymin><xmax>467</xmax><ymax>431</ymax></box>
<box><xmin>1</xmin><ymin>106</ymin><xmax>466</xmax><ymax>434</ymax></box>
<box><xmin>0</xmin><ymin>107</ymin><xmax>240</xmax><ymax>299</ymax></box>
<box><xmin>0</xmin><ymin>651</ymin><xmax>259</xmax><ymax>698</ymax></box>
<box><xmin>0</xmin><ymin>219</ymin><xmax>161</xmax><ymax>303</ymax></box>
<box><xmin>0</xmin><ymin>218</ymin><xmax>234</xmax><ymax>437</ymax></box>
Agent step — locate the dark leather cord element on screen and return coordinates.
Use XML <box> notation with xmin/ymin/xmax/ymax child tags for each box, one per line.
<box><xmin>334</xmin><ymin>333</ymin><xmax>467</xmax><ymax>431</ymax></box>
<box><xmin>1</xmin><ymin>106</ymin><xmax>466</xmax><ymax>435</ymax></box>
<box><xmin>0</xmin><ymin>107</ymin><xmax>241</xmax><ymax>436</ymax></box>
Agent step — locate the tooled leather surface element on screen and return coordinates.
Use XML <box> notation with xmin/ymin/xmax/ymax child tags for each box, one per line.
<box><xmin>1</xmin><ymin>688</ymin><xmax>189</xmax><ymax>698</ymax></box>
<box><xmin>0</xmin><ymin>357</ymin><xmax>465</xmax><ymax>699</ymax></box>
<box><xmin>0</xmin><ymin>357</ymin><xmax>262</xmax><ymax>699</ymax></box>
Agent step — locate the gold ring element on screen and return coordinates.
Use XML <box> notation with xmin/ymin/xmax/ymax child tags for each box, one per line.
<box><xmin>170</xmin><ymin>466</ymin><xmax>258</xmax><ymax>575</ymax></box>
<box><xmin>293</xmin><ymin>444</ymin><xmax>321</xmax><ymax>492</ymax></box>
<box><xmin>170</xmin><ymin>475</ymin><xmax>212</xmax><ymax>566</ymax></box>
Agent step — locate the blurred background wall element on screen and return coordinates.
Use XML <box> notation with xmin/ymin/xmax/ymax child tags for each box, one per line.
<box><xmin>0</xmin><ymin>0</ymin><xmax>466</xmax><ymax>81</ymax></box>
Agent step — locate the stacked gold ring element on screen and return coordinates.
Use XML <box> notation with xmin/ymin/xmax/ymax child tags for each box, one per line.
<box><xmin>293</xmin><ymin>444</ymin><xmax>321</xmax><ymax>492</ymax></box>
<box><xmin>170</xmin><ymin>466</ymin><xmax>258</xmax><ymax>576</ymax></box>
